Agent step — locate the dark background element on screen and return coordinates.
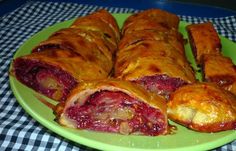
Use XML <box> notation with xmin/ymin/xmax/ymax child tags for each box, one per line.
<box><xmin>173</xmin><ymin>0</ymin><xmax>236</xmax><ymax>11</ymax></box>
<box><xmin>0</xmin><ymin>0</ymin><xmax>236</xmax><ymax>17</ymax></box>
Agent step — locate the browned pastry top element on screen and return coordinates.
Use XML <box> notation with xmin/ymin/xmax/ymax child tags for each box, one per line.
<box><xmin>186</xmin><ymin>22</ymin><xmax>221</xmax><ymax>64</ymax></box>
<box><xmin>71</xmin><ymin>9</ymin><xmax>120</xmax><ymax>45</ymax></box>
<box><xmin>115</xmin><ymin>40</ymin><xmax>195</xmax><ymax>83</ymax></box>
<box><xmin>167</xmin><ymin>82</ymin><xmax>236</xmax><ymax>132</ymax></box>
<box><xmin>18</xmin><ymin>49</ymin><xmax>108</xmax><ymax>81</ymax></box>
<box><xmin>118</xmin><ymin>29</ymin><xmax>185</xmax><ymax>54</ymax></box>
<box><xmin>122</xmin><ymin>9</ymin><xmax>180</xmax><ymax>35</ymax></box>
<box><xmin>203</xmin><ymin>54</ymin><xmax>236</xmax><ymax>95</ymax></box>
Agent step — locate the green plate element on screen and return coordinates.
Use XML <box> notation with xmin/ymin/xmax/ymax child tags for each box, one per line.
<box><xmin>9</xmin><ymin>13</ymin><xmax>236</xmax><ymax>151</ymax></box>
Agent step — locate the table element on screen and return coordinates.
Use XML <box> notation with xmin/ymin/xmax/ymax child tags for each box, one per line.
<box><xmin>0</xmin><ymin>1</ymin><xmax>235</xmax><ymax>150</ymax></box>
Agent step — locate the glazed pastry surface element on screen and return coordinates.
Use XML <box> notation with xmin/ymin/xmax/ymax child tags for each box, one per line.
<box><xmin>203</xmin><ymin>54</ymin><xmax>236</xmax><ymax>95</ymax></box>
<box><xmin>186</xmin><ymin>22</ymin><xmax>221</xmax><ymax>64</ymax></box>
<box><xmin>167</xmin><ymin>82</ymin><xmax>236</xmax><ymax>132</ymax></box>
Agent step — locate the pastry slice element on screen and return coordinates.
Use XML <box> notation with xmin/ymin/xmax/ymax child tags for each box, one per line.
<box><xmin>186</xmin><ymin>22</ymin><xmax>221</xmax><ymax>64</ymax></box>
<box><xmin>203</xmin><ymin>54</ymin><xmax>236</xmax><ymax>95</ymax></box>
<box><xmin>167</xmin><ymin>82</ymin><xmax>236</xmax><ymax>132</ymax></box>
<box><xmin>55</xmin><ymin>79</ymin><xmax>168</xmax><ymax>136</ymax></box>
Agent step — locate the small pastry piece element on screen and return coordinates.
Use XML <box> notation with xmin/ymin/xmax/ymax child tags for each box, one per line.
<box><xmin>203</xmin><ymin>54</ymin><xmax>236</xmax><ymax>95</ymax></box>
<box><xmin>186</xmin><ymin>21</ymin><xmax>236</xmax><ymax>95</ymax></box>
<box><xmin>167</xmin><ymin>82</ymin><xmax>236</xmax><ymax>132</ymax></box>
<box><xmin>186</xmin><ymin>22</ymin><xmax>221</xmax><ymax>64</ymax></box>
<box><xmin>55</xmin><ymin>79</ymin><xmax>168</xmax><ymax>136</ymax></box>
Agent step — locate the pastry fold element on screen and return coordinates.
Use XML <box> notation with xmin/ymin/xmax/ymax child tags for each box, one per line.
<box><xmin>115</xmin><ymin>9</ymin><xmax>195</xmax><ymax>99</ymax></box>
<box><xmin>167</xmin><ymin>82</ymin><xmax>236</xmax><ymax>132</ymax></box>
<box><xmin>11</xmin><ymin>9</ymin><xmax>119</xmax><ymax>101</ymax></box>
<box><xmin>55</xmin><ymin>79</ymin><xmax>168</xmax><ymax>136</ymax></box>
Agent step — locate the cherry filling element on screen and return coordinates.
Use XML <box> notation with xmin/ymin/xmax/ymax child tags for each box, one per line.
<box><xmin>13</xmin><ymin>58</ymin><xmax>77</xmax><ymax>101</ymax></box>
<box><xmin>133</xmin><ymin>74</ymin><xmax>187</xmax><ymax>99</ymax></box>
<box><xmin>66</xmin><ymin>90</ymin><xmax>166</xmax><ymax>136</ymax></box>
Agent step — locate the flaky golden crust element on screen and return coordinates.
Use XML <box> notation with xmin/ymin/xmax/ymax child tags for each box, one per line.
<box><xmin>122</xmin><ymin>9</ymin><xmax>179</xmax><ymax>35</ymax></box>
<box><xmin>80</xmin><ymin>9</ymin><xmax>120</xmax><ymax>41</ymax></box>
<box><xmin>33</xmin><ymin>28</ymin><xmax>113</xmax><ymax>73</ymax></box>
<box><xmin>71</xmin><ymin>9</ymin><xmax>119</xmax><ymax>44</ymax></box>
<box><xmin>186</xmin><ymin>22</ymin><xmax>221</xmax><ymax>64</ymax></box>
<box><xmin>34</xmin><ymin>28</ymin><xmax>116</xmax><ymax>61</ymax></box>
<box><xmin>115</xmin><ymin>40</ymin><xmax>195</xmax><ymax>83</ymax></box>
<box><xmin>17</xmin><ymin>49</ymin><xmax>108</xmax><ymax>81</ymax></box>
<box><xmin>167</xmin><ymin>82</ymin><xmax>236</xmax><ymax>132</ymax></box>
<box><xmin>118</xmin><ymin>30</ymin><xmax>185</xmax><ymax>54</ymax></box>
<box><xmin>203</xmin><ymin>54</ymin><xmax>236</xmax><ymax>95</ymax></box>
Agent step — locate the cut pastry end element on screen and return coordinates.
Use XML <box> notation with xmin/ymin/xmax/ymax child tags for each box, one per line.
<box><xmin>13</xmin><ymin>58</ymin><xmax>77</xmax><ymax>101</ymax></box>
<box><xmin>55</xmin><ymin>80</ymin><xmax>168</xmax><ymax>136</ymax></box>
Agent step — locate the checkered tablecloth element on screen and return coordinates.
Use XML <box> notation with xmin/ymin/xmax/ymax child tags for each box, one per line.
<box><xmin>0</xmin><ymin>1</ymin><xmax>235</xmax><ymax>151</ymax></box>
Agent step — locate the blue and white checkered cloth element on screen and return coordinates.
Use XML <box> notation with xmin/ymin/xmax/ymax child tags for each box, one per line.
<box><xmin>0</xmin><ymin>1</ymin><xmax>235</xmax><ymax>151</ymax></box>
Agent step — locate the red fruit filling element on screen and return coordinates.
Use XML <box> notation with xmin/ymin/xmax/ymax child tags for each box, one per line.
<box><xmin>133</xmin><ymin>74</ymin><xmax>187</xmax><ymax>99</ymax></box>
<box><xmin>66</xmin><ymin>90</ymin><xmax>166</xmax><ymax>136</ymax></box>
<box><xmin>13</xmin><ymin>58</ymin><xmax>77</xmax><ymax>101</ymax></box>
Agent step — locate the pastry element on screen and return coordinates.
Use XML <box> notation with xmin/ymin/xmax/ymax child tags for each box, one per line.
<box><xmin>115</xmin><ymin>9</ymin><xmax>195</xmax><ymax>99</ymax></box>
<box><xmin>187</xmin><ymin>22</ymin><xmax>236</xmax><ymax>95</ymax></box>
<box><xmin>167</xmin><ymin>82</ymin><xmax>236</xmax><ymax>132</ymax></box>
<box><xmin>11</xmin><ymin>9</ymin><xmax>119</xmax><ymax>101</ymax></box>
<box><xmin>203</xmin><ymin>54</ymin><xmax>236</xmax><ymax>95</ymax></box>
<box><xmin>186</xmin><ymin>22</ymin><xmax>221</xmax><ymax>64</ymax></box>
<box><xmin>55</xmin><ymin>79</ymin><xmax>168</xmax><ymax>136</ymax></box>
